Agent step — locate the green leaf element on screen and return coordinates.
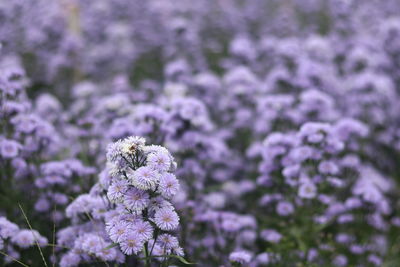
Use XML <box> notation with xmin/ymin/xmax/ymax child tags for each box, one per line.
<box><xmin>173</xmin><ymin>255</ymin><xmax>195</xmax><ymax>265</ymax></box>
<box><xmin>104</xmin><ymin>243</ymin><xmax>119</xmax><ymax>250</ymax></box>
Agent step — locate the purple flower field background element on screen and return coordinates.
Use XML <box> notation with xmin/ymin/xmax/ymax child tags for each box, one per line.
<box><xmin>1</xmin><ymin>0</ymin><xmax>400</xmax><ymax>266</ymax></box>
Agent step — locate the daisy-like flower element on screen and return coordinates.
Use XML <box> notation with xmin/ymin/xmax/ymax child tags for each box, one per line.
<box><xmin>108</xmin><ymin>220</ymin><xmax>133</xmax><ymax>243</ymax></box>
<box><xmin>131</xmin><ymin>219</ymin><xmax>153</xmax><ymax>241</ymax></box>
<box><xmin>154</xmin><ymin>207</ymin><xmax>180</xmax><ymax>231</ymax></box>
<box><xmin>120</xmin><ymin>136</ymin><xmax>146</xmax><ymax>155</ymax></box>
<box><xmin>158</xmin><ymin>173</ymin><xmax>180</xmax><ymax>199</ymax></box>
<box><xmin>229</xmin><ymin>250</ymin><xmax>252</xmax><ymax>264</ymax></box>
<box><xmin>147</xmin><ymin>151</ymin><xmax>171</xmax><ymax>172</ymax></box>
<box><xmin>123</xmin><ymin>187</ymin><xmax>150</xmax><ymax>211</ymax></box>
<box><xmin>106</xmin><ymin>141</ymin><xmax>123</xmax><ymax>164</ymax></box>
<box><xmin>130</xmin><ymin>166</ymin><xmax>159</xmax><ymax>190</ymax></box>
<box><xmin>157</xmin><ymin>233</ymin><xmax>179</xmax><ymax>249</ymax></box>
<box><xmin>59</xmin><ymin>252</ymin><xmax>81</xmax><ymax>267</ymax></box>
<box><xmin>11</xmin><ymin>230</ymin><xmax>48</xmax><ymax>248</ymax></box>
<box><xmin>276</xmin><ymin>201</ymin><xmax>294</xmax><ymax>216</ymax></box>
<box><xmin>260</xmin><ymin>229</ymin><xmax>282</xmax><ymax>243</ymax></box>
<box><xmin>298</xmin><ymin>182</ymin><xmax>317</xmax><ymax>199</ymax></box>
<box><xmin>0</xmin><ymin>139</ymin><xmax>22</xmax><ymax>159</ymax></box>
<box><xmin>107</xmin><ymin>179</ymin><xmax>129</xmax><ymax>202</ymax></box>
<box><xmin>119</xmin><ymin>232</ymin><xmax>144</xmax><ymax>255</ymax></box>
<box><xmin>96</xmin><ymin>245</ymin><xmax>117</xmax><ymax>261</ymax></box>
<box><xmin>0</xmin><ymin>217</ymin><xmax>19</xmax><ymax>238</ymax></box>
<box><xmin>81</xmin><ymin>234</ymin><xmax>105</xmax><ymax>254</ymax></box>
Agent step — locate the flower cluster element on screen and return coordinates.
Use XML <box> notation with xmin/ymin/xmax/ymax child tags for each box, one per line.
<box><xmin>1</xmin><ymin>0</ymin><xmax>400</xmax><ymax>266</ymax></box>
<box><xmin>255</xmin><ymin>120</ymin><xmax>393</xmax><ymax>265</ymax></box>
<box><xmin>0</xmin><ymin>216</ymin><xmax>47</xmax><ymax>264</ymax></box>
<box><xmin>105</xmin><ymin>136</ymin><xmax>183</xmax><ymax>255</ymax></box>
<box><xmin>58</xmin><ymin>136</ymin><xmax>184</xmax><ymax>266</ymax></box>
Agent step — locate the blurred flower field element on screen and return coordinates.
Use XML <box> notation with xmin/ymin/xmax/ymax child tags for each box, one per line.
<box><xmin>1</xmin><ymin>0</ymin><xmax>400</xmax><ymax>266</ymax></box>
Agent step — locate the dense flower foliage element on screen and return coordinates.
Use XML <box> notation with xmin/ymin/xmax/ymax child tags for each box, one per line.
<box><xmin>1</xmin><ymin>0</ymin><xmax>400</xmax><ymax>266</ymax></box>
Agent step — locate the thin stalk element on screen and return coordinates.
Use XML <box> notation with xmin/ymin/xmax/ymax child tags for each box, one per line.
<box><xmin>144</xmin><ymin>242</ymin><xmax>151</xmax><ymax>267</ymax></box>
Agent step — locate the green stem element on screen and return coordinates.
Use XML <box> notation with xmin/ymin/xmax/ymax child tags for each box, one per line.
<box><xmin>150</xmin><ymin>229</ymin><xmax>159</xmax><ymax>256</ymax></box>
<box><xmin>144</xmin><ymin>242</ymin><xmax>151</xmax><ymax>267</ymax></box>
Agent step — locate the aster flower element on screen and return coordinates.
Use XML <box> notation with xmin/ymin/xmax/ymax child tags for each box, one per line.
<box><xmin>11</xmin><ymin>230</ymin><xmax>47</xmax><ymax>248</ymax></box>
<box><xmin>298</xmin><ymin>182</ymin><xmax>317</xmax><ymax>199</ymax></box>
<box><xmin>131</xmin><ymin>219</ymin><xmax>153</xmax><ymax>241</ymax></box>
<box><xmin>158</xmin><ymin>173</ymin><xmax>180</xmax><ymax>199</ymax></box>
<box><xmin>107</xmin><ymin>179</ymin><xmax>129</xmax><ymax>202</ymax></box>
<box><xmin>154</xmin><ymin>207</ymin><xmax>180</xmax><ymax>231</ymax></box>
<box><xmin>0</xmin><ymin>139</ymin><xmax>22</xmax><ymax>159</ymax></box>
<box><xmin>276</xmin><ymin>201</ymin><xmax>294</xmax><ymax>216</ymax></box>
<box><xmin>157</xmin><ymin>234</ymin><xmax>180</xmax><ymax>250</ymax></box>
<box><xmin>0</xmin><ymin>217</ymin><xmax>19</xmax><ymax>238</ymax></box>
<box><xmin>81</xmin><ymin>234</ymin><xmax>105</xmax><ymax>254</ymax></box>
<box><xmin>120</xmin><ymin>136</ymin><xmax>146</xmax><ymax>155</ymax></box>
<box><xmin>130</xmin><ymin>166</ymin><xmax>160</xmax><ymax>190</ymax></box>
<box><xmin>260</xmin><ymin>229</ymin><xmax>282</xmax><ymax>243</ymax></box>
<box><xmin>147</xmin><ymin>151</ymin><xmax>171</xmax><ymax>172</ymax></box>
<box><xmin>108</xmin><ymin>220</ymin><xmax>133</xmax><ymax>243</ymax></box>
<box><xmin>119</xmin><ymin>232</ymin><xmax>145</xmax><ymax>255</ymax></box>
<box><xmin>229</xmin><ymin>250</ymin><xmax>252</xmax><ymax>264</ymax></box>
<box><xmin>59</xmin><ymin>252</ymin><xmax>81</xmax><ymax>267</ymax></box>
<box><xmin>123</xmin><ymin>187</ymin><xmax>150</xmax><ymax>211</ymax></box>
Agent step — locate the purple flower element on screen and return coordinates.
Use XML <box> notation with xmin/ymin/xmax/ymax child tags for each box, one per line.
<box><xmin>318</xmin><ymin>161</ymin><xmax>339</xmax><ymax>175</ymax></box>
<box><xmin>108</xmin><ymin>220</ymin><xmax>133</xmax><ymax>243</ymax></box>
<box><xmin>130</xmin><ymin>166</ymin><xmax>159</xmax><ymax>191</ymax></box>
<box><xmin>123</xmin><ymin>187</ymin><xmax>150</xmax><ymax>211</ymax></box>
<box><xmin>59</xmin><ymin>252</ymin><xmax>81</xmax><ymax>267</ymax></box>
<box><xmin>333</xmin><ymin>255</ymin><xmax>348</xmax><ymax>266</ymax></box>
<box><xmin>158</xmin><ymin>234</ymin><xmax>179</xmax><ymax>250</ymax></box>
<box><xmin>158</xmin><ymin>173</ymin><xmax>180</xmax><ymax>199</ymax></box>
<box><xmin>119</xmin><ymin>232</ymin><xmax>144</xmax><ymax>255</ymax></box>
<box><xmin>11</xmin><ymin>230</ymin><xmax>47</xmax><ymax>248</ymax></box>
<box><xmin>131</xmin><ymin>219</ymin><xmax>153</xmax><ymax>242</ymax></box>
<box><xmin>107</xmin><ymin>179</ymin><xmax>129</xmax><ymax>202</ymax></box>
<box><xmin>0</xmin><ymin>217</ymin><xmax>19</xmax><ymax>238</ymax></box>
<box><xmin>260</xmin><ymin>229</ymin><xmax>282</xmax><ymax>243</ymax></box>
<box><xmin>276</xmin><ymin>201</ymin><xmax>294</xmax><ymax>216</ymax></box>
<box><xmin>229</xmin><ymin>250</ymin><xmax>252</xmax><ymax>264</ymax></box>
<box><xmin>154</xmin><ymin>207</ymin><xmax>180</xmax><ymax>231</ymax></box>
<box><xmin>298</xmin><ymin>182</ymin><xmax>317</xmax><ymax>199</ymax></box>
<box><xmin>0</xmin><ymin>139</ymin><xmax>22</xmax><ymax>158</ymax></box>
<box><xmin>147</xmin><ymin>151</ymin><xmax>171</xmax><ymax>172</ymax></box>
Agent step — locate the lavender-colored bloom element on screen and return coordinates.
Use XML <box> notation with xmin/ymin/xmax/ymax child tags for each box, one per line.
<box><xmin>59</xmin><ymin>252</ymin><xmax>81</xmax><ymax>267</ymax></box>
<box><xmin>107</xmin><ymin>179</ymin><xmax>129</xmax><ymax>202</ymax></box>
<box><xmin>119</xmin><ymin>232</ymin><xmax>144</xmax><ymax>255</ymax></box>
<box><xmin>11</xmin><ymin>230</ymin><xmax>47</xmax><ymax>248</ymax></box>
<box><xmin>131</xmin><ymin>220</ymin><xmax>153</xmax><ymax>242</ymax></box>
<box><xmin>158</xmin><ymin>234</ymin><xmax>179</xmax><ymax>250</ymax></box>
<box><xmin>35</xmin><ymin>198</ymin><xmax>50</xmax><ymax>212</ymax></box>
<box><xmin>260</xmin><ymin>229</ymin><xmax>282</xmax><ymax>243</ymax></box>
<box><xmin>123</xmin><ymin>187</ymin><xmax>150</xmax><ymax>211</ymax></box>
<box><xmin>0</xmin><ymin>139</ymin><xmax>21</xmax><ymax>158</ymax></box>
<box><xmin>298</xmin><ymin>182</ymin><xmax>317</xmax><ymax>199</ymax></box>
<box><xmin>108</xmin><ymin>221</ymin><xmax>133</xmax><ymax>243</ymax></box>
<box><xmin>318</xmin><ymin>161</ymin><xmax>339</xmax><ymax>175</ymax></box>
<box><xmin>81</xmin><ymin>234</ymin><xmax>105</xmax><ymax>254</ymax></box>
<box><xmin>158</xmin><ymin>173</ymin><xmax>180</xmax><ymax>199</ymax></box>
<box><xmin>333</xmin><ymin>255</ymin><xmax>348</xmax><ymax>266</ymax></box>
<box><xmin>0</xmin><ymin>217</ymin><xmax>19</xmax><ymax>238</ymax></box>
<box><xmin>130</xmin><ymin>166</ymin><xmax>160</xmax><ymax>191</ymax></box>
<box><xmin>154</xmin><ymin>207</ymin><xmax>180</xmax><ymax>231</ymax></box>
<box><xmin>276</xmin><ymin>201</ymin><xmax>294</xmax><ymax>216</ymax></box>
<box><xmin>147</xmin><ymin>151</ymin><xmax>171</xmax><ymax>172</ymax></box>
<box><xmin>229</xmin><ymin>250</ymin><xmax>252</xmax><ymax>264</ymax></box>
<box><xmin>368</xmin><ymin>254</ymin><xmax>382</xmax><ymax>266</ymax></box>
